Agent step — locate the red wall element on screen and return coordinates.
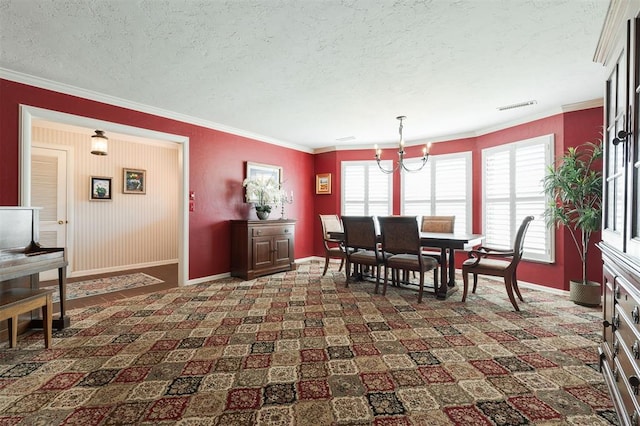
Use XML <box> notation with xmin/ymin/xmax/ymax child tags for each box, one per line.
<box><xmin>312</xmin><ymin>108</ymin><xmax>604</xmax><ymax>291</ymax></box>
<box><xmin>0</xmin><ymin>79</ymin><xmax>603</xmax><ymax>290</ymax></box>
<box><xmin>0</xmin><ymin>79</ymin><xmax>315</xmax><ymax>280</ymax></box>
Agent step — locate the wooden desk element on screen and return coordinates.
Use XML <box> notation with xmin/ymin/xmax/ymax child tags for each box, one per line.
<box><xmin>329</xmin><ymin>231</ymin><xmax>484</xmax><ymax>300</ymax></box>
<box><xmin>0</xmin><ymin>207</ymin><xmax>69</xmax><ymax>330</ymax></box>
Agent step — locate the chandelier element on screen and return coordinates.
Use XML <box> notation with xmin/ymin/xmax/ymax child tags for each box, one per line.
<box><xmin>375</xmin><ymin>116</ymin><xmax>430</xmax><ymax>174</ymax></box>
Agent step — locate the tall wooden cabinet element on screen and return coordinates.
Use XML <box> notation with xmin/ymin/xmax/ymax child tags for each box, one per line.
<box><xmin>230</xmin><ymin>220</ymin><xmax>295</xmax><ymax>280</ymax></box>
<box><xmin>597</xmin><ymin>1</ymin><xmax>640</xmax><ymax>424</ymax></box>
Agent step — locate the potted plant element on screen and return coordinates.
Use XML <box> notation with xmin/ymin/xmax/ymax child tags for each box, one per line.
<box><xmin>242</xmin><ymin>177</ymin><xmax>281</xmax><ymax>220</ymax></box>
<box><xmin>543</xmin><ymin>140</ymin><xmax>603</xmax><ymax>306</ymax></box>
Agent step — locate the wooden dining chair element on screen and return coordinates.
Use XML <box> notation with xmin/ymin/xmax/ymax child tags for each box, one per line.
<box><xmin>378</xmin><ymin>216</ymin><xmax>438</xmax><ymax>303</ymax></box>
<box><xmin>420</xmin><ymin>215</ymin><xmax>455</xmax><ymax>286</ymax></box>
<box><xmin>461</xmin><ymin>215</ymin><xmax>534</xmax><ymax>311</ymax></box>
<box><xmin>319</xmin><ymin>214</ymin><xmax>347</xmax><ymax>276</ymax></box>
<box><xmin>341</xmin><ymin>216</ymin><xmax>387</xmax><ymax>289</ymax></box>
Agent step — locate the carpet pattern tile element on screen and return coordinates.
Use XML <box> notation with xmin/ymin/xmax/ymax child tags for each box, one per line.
<box><xmin>0</xmin><ymin>261</ymin><xmax>616</xmax><ymax>425</ymax></box>
<box><xmin>49</xmin><ymin>272</ymin><xmax>164</xmax><ymax>302</ymax></box>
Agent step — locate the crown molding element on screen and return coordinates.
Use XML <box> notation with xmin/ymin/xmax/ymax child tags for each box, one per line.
<box><xmin>0</xmin><ymin>68</ymin><xmax>314</xmax><ymax>154</ymax></box>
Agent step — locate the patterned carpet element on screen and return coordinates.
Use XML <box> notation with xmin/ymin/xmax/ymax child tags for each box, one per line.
<box><xmin>49</xmin><ymin>273</ymin><xmax>164</xmax><ymax>303</ymax></box>
<box><xmin>0</xmin><ymin>261</ymin><xmax>616</xmax><ymax>425</ymax></box>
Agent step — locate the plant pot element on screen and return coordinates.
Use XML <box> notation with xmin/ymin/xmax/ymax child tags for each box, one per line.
<box><xmin>569</xmin><ymin>280</ymin><xmax>601</xmax><ymax>307</ymax></box>
<box><xmin>256</xmin><ymin>209</ymin><xmax>270</xmax><ymax>220</ymax></box>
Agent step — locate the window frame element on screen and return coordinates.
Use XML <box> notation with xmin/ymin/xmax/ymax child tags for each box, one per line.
<box><xmin>400</xmin><ymin>151</ymin><xmax>472</xmax><ymax>234</ymax></box>
<box><xmin>340</xmin><ymin>160</ymin><xmax>393</xmax><ymax>216</ymax></box>
<box><xmin>481</xmin><ymin>134</ymin><xmax>554</xmax><ymax>263</ymax></box>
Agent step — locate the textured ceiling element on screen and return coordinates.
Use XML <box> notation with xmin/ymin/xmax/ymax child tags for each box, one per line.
<box><xmin>0</xmin><ymin>0</ymin><xmax>609</xmax><ymax>151</ymax></box>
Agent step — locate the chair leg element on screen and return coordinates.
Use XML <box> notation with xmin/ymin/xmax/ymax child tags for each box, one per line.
<box><xmin>512</xmin><ymin>272</ymin><xmax>524</xmax><ymax>302</ymax></box>
<box><xmin>433</xmin><ymin>267</ymin><xmax>439</xmax><ymax>287</ymax></box>
<box><xmin>462</xmin><ymin>269</ymin><xmax>469</xmax><ymax>302</ymax></box>
<box><xmin>472</xmin><ymin>274</ymin><xmax>479</xmax><ymax>293</ymax></box>
<box><xmin>338</xmin><ymin>258</ymin><xmax>344</xmax><ymax>272</ymax></box>
<box><xmin>382</xmin><ymin>265</ymin><xmax>389</xmax><ymax>295</ymax></box>
<box><xmin>322</xmin><ymin>256</ymin><xmax>330</xmax><ymax>276</ymax></box>
<box><xmin>504</xmin><ymin>275</ymin><xmax>520</xmax><ymax>311</ymax></box>
<box><xmin>418</xmin><ymin>268</ymin><xmax>425</xmax><ymax>304</ymax></box>
<box><xmin>345</xmin><ymin>259</ymin><xmax>351</xmax><ymax>287</ymax></box>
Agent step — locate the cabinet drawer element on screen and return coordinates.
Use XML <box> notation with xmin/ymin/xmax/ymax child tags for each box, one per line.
<box><xmin>615</xmin><ymin>276</ymin><xmax>640</xmax><ymax>335</ymax></box>
<box><xmin>612</xmin><ymin>347</ymin><xmax>640</xmax><ymax>422</ymax></box>
<box><xmin>252</xmin><ymin>225</ymin><xmax>294</xmax><ymax>237</ymax></box>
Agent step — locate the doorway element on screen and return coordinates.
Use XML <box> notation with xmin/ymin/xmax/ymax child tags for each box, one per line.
<box><xmin>19</xmin><ymin>105</ymin><xmax>190</xmax><ymax>286</ymax></box>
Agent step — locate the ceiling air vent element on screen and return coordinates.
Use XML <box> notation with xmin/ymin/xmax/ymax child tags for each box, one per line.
<box><xmin>336</xmin><ymin>136</ymin><xmax>356</xmax><ymax>142</ymax></box>
<box><xmin>497</xmin><ymin>100</ymin><xmax>537</xmax><ymax>111</ymax></box>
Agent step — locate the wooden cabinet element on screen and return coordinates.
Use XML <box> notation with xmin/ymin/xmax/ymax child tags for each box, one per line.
<box><xmin>230</xmin><ymin>220</ymin><xmax>295</xmax><ymax>280</ymax></box>
<box><xmin>597</xmin><ymin>2</ymin><xmax>640</xmax><ymax>424</ymax></box>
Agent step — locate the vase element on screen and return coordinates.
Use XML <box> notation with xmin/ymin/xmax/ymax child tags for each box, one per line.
<box><xmin>256</xmin><ymin>209</ymin><xmax>270</xmax><ymax>220</ymax></box>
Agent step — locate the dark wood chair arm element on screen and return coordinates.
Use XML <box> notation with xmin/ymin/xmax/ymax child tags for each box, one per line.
<box><xmin>466</xmin><ymin>246</ymin><xmax>515</xmax><ymax>266</ymax></box>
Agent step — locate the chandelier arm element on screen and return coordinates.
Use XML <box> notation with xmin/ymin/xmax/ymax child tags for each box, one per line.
<box><xmin>376</xmin><ymin>157</ymin><xmax>398</xmax><ymax>174</ymax></box>
<box><xmin>400</xmin><ymin>155</ymin><xmax>429</xmax><ymax>173</ymax></box>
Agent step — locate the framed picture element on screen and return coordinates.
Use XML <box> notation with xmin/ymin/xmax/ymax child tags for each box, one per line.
<box><xmin>123</xmin><ymin>168</ymin><xmax>146</xmax><ymax>194</ymax></box>
<box><xmin>316</xmin><ymin>173</ymin><xmax>332</xmax><ymax>194</ymax></box>
<box><xmin>245</xmin><ymin>162</ymin><xmax>283</xmax><ymax>203</ymax></box>
<box><xmin>90</xmin><ymin>176</ymin><xmax>112</xmax><ymax>201</ymax></box>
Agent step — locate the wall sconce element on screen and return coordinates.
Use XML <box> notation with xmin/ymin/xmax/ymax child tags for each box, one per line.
<box><xmin>375</xmin><ymin>116</ymin><xmax>430</xmax><ymax>174</ymax></box>
<box><xmin>91</xmin><ymin>130</ymin><xmax>108</xmax><ymax>156</ymax></box>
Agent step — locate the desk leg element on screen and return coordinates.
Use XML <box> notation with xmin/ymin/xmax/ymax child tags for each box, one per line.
<box><xmin>55</xmin><ymin>266</ymin><xmax>70</xmax><ymax>330</ymax></box>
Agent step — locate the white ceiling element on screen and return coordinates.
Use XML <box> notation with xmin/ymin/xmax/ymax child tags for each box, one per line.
<box><xmin>0</xmin><ymin>0</ymin><xmax>610</xmax><ymax>151</ymax></box>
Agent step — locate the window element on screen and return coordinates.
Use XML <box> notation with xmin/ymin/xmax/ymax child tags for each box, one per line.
<box><xmin>482</xmin><ymin>134</ymin><xmax>553</xmax><ymax>262</ymax></box>
<box><xmin>341</xmin><ymin>161</ymin><xmax>393</xmax><ymax>216</ymax></box>
<box><xmin>401</xmin><ymin>152</ymin><xmax>472</xmax><ymax>234</ymax></box>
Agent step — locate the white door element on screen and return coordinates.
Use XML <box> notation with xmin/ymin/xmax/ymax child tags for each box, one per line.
<box><xmin>31</xmin><ymin>146</ymin><xmax>71</xmax><ymax>280</ymax></box>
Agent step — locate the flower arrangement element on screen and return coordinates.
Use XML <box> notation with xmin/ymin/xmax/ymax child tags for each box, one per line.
<box><xmin>242</xmin><ymin>177</ymin><xmax>281</xmax><ymax>213</ymax></box>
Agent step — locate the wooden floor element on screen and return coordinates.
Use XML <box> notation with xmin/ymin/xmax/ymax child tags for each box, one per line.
<box><xmin>40</xmin><ymin>263</ymin><xmax>179</xmax><ymax>310</ymax></box>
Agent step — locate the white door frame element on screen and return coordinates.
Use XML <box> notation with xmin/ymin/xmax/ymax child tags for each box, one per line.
<box><xmin>19</xmin><ymin>105</ymin><xmax>190</xmax><ymax>286</ymax></box>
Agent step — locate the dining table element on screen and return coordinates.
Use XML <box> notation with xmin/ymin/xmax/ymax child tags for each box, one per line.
<box><xmin>328</xmin><ymin>230</ymin><xmax>484</xmax><ymax>300</ymax></box>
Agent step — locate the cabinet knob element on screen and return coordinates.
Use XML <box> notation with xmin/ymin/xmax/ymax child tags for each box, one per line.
<box><xmin>634</xmin><ymin>341</ymin><xmax>640</xmax><ymax>359</ymax></box>
<box><xmin>614</xmin><ymin>314</ymin><xmax>621</xmax><ymax>329</ymax></box>
<box><xmin>615</xmin><ymin>283</ymin><xmax>621</xmax><ymax>299</ymax></box>
<box><xmin>614</xmin><ymin>339</ymin><xmax>620</xmax><ymax>355</ymax></box>
<box><xmin>633</xmin><ymin>306</ymin><xmax>640</xmax><ymax>324</ymax></box>
<box><xmin>603</xmin><ymin>320</ymin><xmax>611</xmax><ymax>328</ymax></box>
<box><xmin>630</xmin><ymin>376</ymin><xmax>640</xmax><ymax>395</ymax></box>
<box><xmin>284</xmin><ymin>228</ymin><xmax>289</xmax><ymax>233</ymax></box>
<box><xmin>614</xmin><ymin>365</ymin><xmax>619</xmax><ymax>381</ymax></box>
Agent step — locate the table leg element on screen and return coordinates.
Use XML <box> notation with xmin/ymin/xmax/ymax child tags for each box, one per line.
<box><xmin>436</xmin><ymin>248</ymin><xmax>448</xmax><ymax>299</ymax></box>
<box><xmin>448</xmin><ymin>249</ymin><xmax>456</xmax><ymax>287</ymax></box>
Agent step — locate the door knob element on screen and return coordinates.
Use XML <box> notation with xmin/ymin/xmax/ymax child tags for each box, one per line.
<box><xmin>58</xmin><ymin>220</ymin><xmax>64</xmax><ymax>224</ymax></box>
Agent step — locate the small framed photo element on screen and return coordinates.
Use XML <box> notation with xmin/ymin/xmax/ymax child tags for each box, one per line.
<box><xmin>123</xmin><ymin>168</ymin><xmax>146</xmax><ymax>194</ymax></box>
<box><xmin>90</xmin><ymin>176</ymin><xmax>112</xmax><ymax>201</ymax></box>
<box><xmin>316</xmin><ymin>173</ymin><xmax>332</xmax><ymax>195</ymax></box>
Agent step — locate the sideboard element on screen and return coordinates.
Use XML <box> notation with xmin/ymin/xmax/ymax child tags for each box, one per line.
<box><xmin>230</xmin><ymin>219</ymin><xmax>296</xmax><ymax>280</ymax></box>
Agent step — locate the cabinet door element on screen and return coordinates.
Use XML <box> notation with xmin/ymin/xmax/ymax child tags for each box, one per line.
<box><xmin>603</xmin><ymin>42</ymin><xmax>629</xmax><ymax>251</ymax></box>
<box><xmin>628</xmin><ymin>18</ymin><xmax>640</xmax><ymax>258</ymax></box>
<box><xmin>253</xmin><ymin>236</ymin><xmax>274</xmax><ymax>269</ymax></box>
<box><xmin>273</xmin><ymin>236</ymin><xmax>292</xmax><ymax>266</ymax></box>
<box><xmin>603</xmin><ymin>264</ymin><xmax>616</xmax><ymax>359</ymax></box>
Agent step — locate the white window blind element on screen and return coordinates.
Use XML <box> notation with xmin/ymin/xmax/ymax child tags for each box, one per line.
<box><xmin>482</xmin><ymin>134</ymin><xmax>553</xmax><ymax>262</ymax></box>
<box><xmin>342</xmin><ymin>160</ymin><xmax>392</xmax><ymax>216</ymax></box>
<box><xmin>401</xmin><ymin>152</ymin><xmax>472</xmax><ymax>234</ymax></box>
